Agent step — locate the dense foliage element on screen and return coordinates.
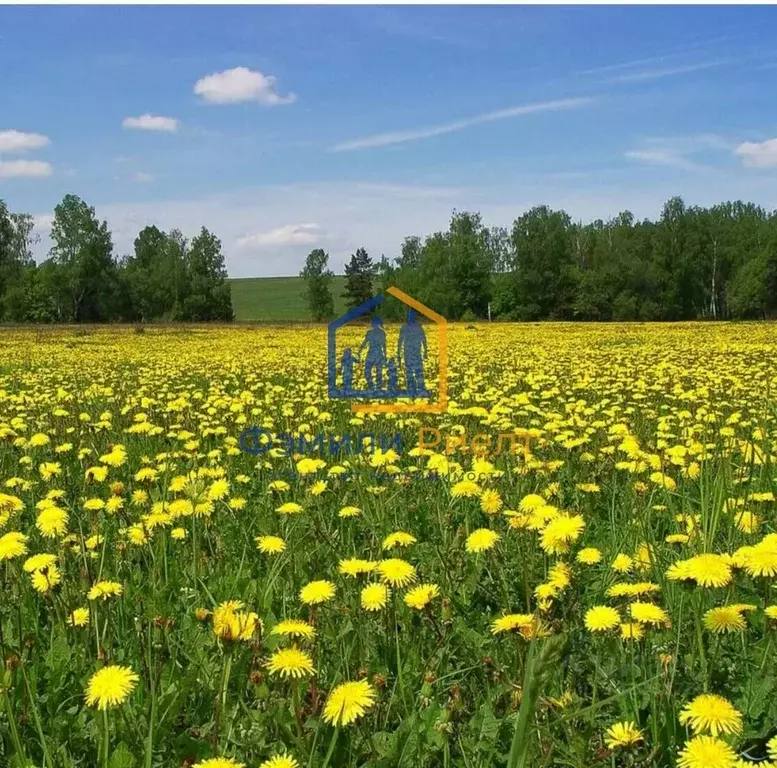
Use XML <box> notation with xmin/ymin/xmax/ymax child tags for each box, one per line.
<box><xmin>0</xmin><ymin>195</ymin><xmax>233</xmax><ymax>323</ymax></box>
<box><xmin>307</xmin><ymin>198</ymin><xmax>777</xmax><ymax>322</ymax></box>
<box><xmin>6</xmin><ymin>192</ymin><xmax>777</xmax><ymax>324</ymax></box>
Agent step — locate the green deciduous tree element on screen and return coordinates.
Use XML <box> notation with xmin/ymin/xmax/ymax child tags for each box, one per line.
<box><xmin>180</xmin><ymin>227</ymin><xmax>234</xmax><ymax>321</ymax></box>
<box><xmin>48</xmin><ymin>194</ymin><xmax>117</xmax><ymax>321</ymax></box>
<box><xmin>300</xmin><ymin>248</ymin><xmax>335</xmax><ymax>321</ymax></box>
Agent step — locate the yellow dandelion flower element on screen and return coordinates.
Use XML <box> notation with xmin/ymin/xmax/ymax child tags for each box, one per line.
<box><xmin>259</xmin><ymin>756</ymin><xmax>299</xmax><ymax>768</ymax></box>
<box><xmin>322</xmin><ymin>680</ymin><xmax>376</xmax><ymax>727</ymax></box>
<box><xmin>540</xmin><ymin>513</ymin><xmax>585</xmax><ymax>554</ymax></box>
<box><xmin>519</xmin><ymin>494</ymin><xmax>546</xmax><ymax>511</ymax></box>
<box><xmin>742</xmin><ymin>547</ymin><xmax>777</xmax><ymax>578</ymax></box>
<box><xmin>212</xmin><ymin>601</ymin><xmax>260</xmax><ymax>642</ymax></box>
<box><xmin>604</xmin><ymin>721</ymin><xmax>643</xmax><ymax>749</ymax></box>
<box><xmin>612</xmin><ymin>554</ymin><xmax>634</xmax><ymax>573</ymax></box>
<box><xmin>338</xmin><ymin>558</ymin><xmax>376</xmax><ymax>577</ymax></box>
<box><xmin>686</xmin><ymin>554</ymin><xmax>733</xmax><ymax>588</ymax></box>
<box><xmin>735</xmin><ymin>510</ymin><xmax>760</xmax><ymax>534</ymax></box>
<box><xmin>87</xmin><ymin>581</ymin><xmax>123</xmax><ymax>600</ymax></box>
<box><xmin>36</xmin><ymin>506</ymin><xmax>69</xmax><ymax>538</ymax></box>
<box><xmin>490</xmin><ymin>613</ymin><xmax>535</xmax><ymax>635</ymax></box>
<box><xmin>265</xmin><ymin>647</ymin><xmax>315</xmax><ymax>679</ymax></box>
<box><xmin>376</xmin><ymin>559</ymin><xmax>417</xmax><ymax>587</ymax></box>
<box><xmin>68</xmin><ymin>608</ymin><xmax>90</xmax><ymax>627</ymax></box>
<box><xmin>576</xmin><ymin>547</ymin><xmax>602</xmax><ymax>564</ymax></box>
<box><xmin>31</xmin><ymin>564</ymin><xmax>61</xmax><ymax>593</ymax></box>
<box><xmin>39</xmin><ymin>462</ymin><xmax>62</xmax><ymax>481</ymax></box>
<box><xmin>85</xmin><ymin>665</ymin><xmax>139</xmax><ymax>709</ymax></box>
<box><xmin>677</xmin><ymin>736</ymin><xmax>736</xmax><ymax>768</ymax></box>
<box><xmin>768</xmin><ymin>735</ymin><xmax>777</xmax><ymax>762</ymax></box>
<box><xmin>404</xmin><ymin>583</ymin><xmax>440</xmax><ymax>610</ymax></box>
<box><xmin>451</xmin><ymin>480</ymin><xmax>482</xmax><ymax>498</ymax></box>
<box><xmin>703</xmin><ymin>606</ymin><xmax>746</xmax><ymax>633</ymax></box>
<box><xmin>23</xmin><ymin>553</ymin><xmax>57</xmax><ymax>573</ymax></box>
<box><xmin>585</xmin><ymin>606</ymin><xmax>620</xmax><ymax>632</ymax></box>
<box><xmin>619</xmin><ymin>622</ymin><xmax>645</xmax><ymax>641</ymax></box>
<box><xmin>271</xmin><ymin>619</ymin><xmax>316</xmax><ymax>640</ymax></box>
<box><xmin>382</xmin><ymin>531</ymin><xmax>417</xmax><ymax>550</ymax></box>
<box><xmin>679</xmin><ymin>694</ymin><xmax>743</xmax><ymax>737</ymax></box>
<box><xmin>276</xmin><ymin>502</ymin><xmax>303</xmax><ymax>515</ymax></box>
<box><xmin>207</xmin><ymin>479</ymin><xmax>229</xmax><ymax>501</ymax></box>
<box><xmin>299</xmin><ymin>580</ymin><xmax>336</xmax><ymax>605</ymax></box>
<box><xmin>0</xmin><ymin>531</ymin><xmax>28</xmax><ymax>561</ymax></box>
<box><xmin>361</xmin><ymin>583</ymin><xmax>390</xmax><ymax>611</ymax></box>
<box><xmin>256</xmin><ymin>535</ymin><xmax>286</xmax><ymax>554</ymax></box>
<box><xmin>480</xmin><ymin>490</ymin><xmax>503</xmax><ymax>515</ymax></box>
<box><xmin>85</xmin><ymin>465</ymin><xmax>109</xmax><ymax>483</ymax></box>
<box><xmin>465</xmin><ymin>528</ymin><xmax>500</xmax><ymax>553</ymax></box>
<box><xmin>629</xmin><ymin>602</ymin><xmax>669</xmax><ymax>627</ymax></box>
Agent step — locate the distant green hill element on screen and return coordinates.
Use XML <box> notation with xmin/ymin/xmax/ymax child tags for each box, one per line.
<box><xmin>228</xmin><ymin>276</ymin><xmax>348</xmax><ymax>322</ymax></box>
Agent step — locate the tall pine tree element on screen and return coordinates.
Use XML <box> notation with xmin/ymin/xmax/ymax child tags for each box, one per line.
<box><xmin>343</xmin><ymin>247</ymin><xmax>374</xmax><ymax>309</ymax></box>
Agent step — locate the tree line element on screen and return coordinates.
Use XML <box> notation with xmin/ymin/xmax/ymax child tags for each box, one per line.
<box><xmin>0</xmin><ymin>194</ymin><xmax>233</xmax><ymax>323</ymax></box>
<box><xmin>303</xmin><ymin>197</ymin><xmax>777</xmax><ymax>322</ymax></box>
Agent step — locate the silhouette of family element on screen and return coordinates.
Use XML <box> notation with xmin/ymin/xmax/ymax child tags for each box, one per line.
<box><xmin>340</xmin><ymin>309</ymin><xmax>429</xmax><ymax>397</ymax></box>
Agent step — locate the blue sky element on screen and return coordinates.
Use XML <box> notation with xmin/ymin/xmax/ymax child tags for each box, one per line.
<box><xmin>2</xmin><ymin>5</ymin><xmax>777</xmax><ymax>276</ymax></box>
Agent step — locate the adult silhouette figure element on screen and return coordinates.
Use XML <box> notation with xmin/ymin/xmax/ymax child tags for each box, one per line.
<box><xmin>359</xmin><ymin>316</ymin><xmax>386</xmax><ymax>392</ymax></box>
<box><xmin>397</xmin><ymin>308</ymin><xmax>428</xmax><ymax>396</ymax></box>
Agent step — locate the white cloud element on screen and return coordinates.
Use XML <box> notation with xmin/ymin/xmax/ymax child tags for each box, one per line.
<box><xmin>0</xmin><ymin>129</ymin><xmax>50</xmax><ymax>153</ymax></box>
<box><xmin>193</xmin><ymin>67</ymin><xmax>297</xmax><ymax>105</ymax></box>
<box><xmin>734</xmin><ymin>138</ymin><xmax>777</xmax><ymax>169</ymax></box>
<box><xmin>330</xmin><ymin>97</ymin><xmax>594</xmax><ymax>151</ymax></box>
<box><xmin>237</xmin><ymin>223</ymin><xmax>323</xmax><ymax>249</ymax></box>
<box><xmin>131</xmin><ymin>171</ymin><xmax>154</xmax><ymax>183</ymax></box>
<box><xmin>122</xmin><ymin>115</ymin><xmax>179</xmax><ymax>132</ymax></box>
<box><xmin>0</xmin><ymin>160</ymin><xmax>53</xmax><ymax>178</ymax></box>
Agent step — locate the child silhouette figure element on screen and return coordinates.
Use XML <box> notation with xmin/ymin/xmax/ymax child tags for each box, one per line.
<box><xmin>340</xmin><ymin>348</ymin><xmax>358</xmax><ymax>393</ymax></box>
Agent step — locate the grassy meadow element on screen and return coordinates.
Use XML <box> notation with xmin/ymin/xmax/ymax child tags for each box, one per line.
<box><xmin>228</xmin><ymin>277</ymin><xmax>348</xmax><ymax>322</ymax></box>
<box><xmin>2</xmin><ymin>322</ymin><xmax>777</xmax><ymax>767</ymax></box>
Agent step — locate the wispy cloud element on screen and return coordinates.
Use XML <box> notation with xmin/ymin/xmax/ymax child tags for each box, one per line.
<box><xmin>624</xmin><ymin>134</ymin><xmax>731</xmax><ymax>171</ymax></box>
<box><xmin>236</xmin><ymin>223</ymin><xmax>323</xmax><ymax>249</ymax></box>
<box><xmin>578</xmin><ymin>31</ymin><xmax>738</xmax><ymax>77</ymax></box>
<box><xmin>131</xmin><ymin>171</ymin><xmax>154</xmax><ymax>183</ymax></box>
<box><xmin>330</xmin><ymin>97</ymin><xmax>595</xmax><ymax>152</ymax></box>
<box><xmin>607</xmin><ymin>60</ymin><xmax>727</xmax><ymax>84</ymax></box>
<box><xmin>578</xmin><ymin>53</ymin><xmax>684</xmax><ymax>76</ymax></box>
<box><xmin>624</xmin><ymin>149</ymin><xmax>700</xmax><ymax>171</ymax></box>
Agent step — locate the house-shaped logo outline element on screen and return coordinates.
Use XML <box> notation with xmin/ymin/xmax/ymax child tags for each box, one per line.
<box><xmin>327</xmin><ymin>286</ymin><xmax>448</xmax><ymax>414</ymax></box>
